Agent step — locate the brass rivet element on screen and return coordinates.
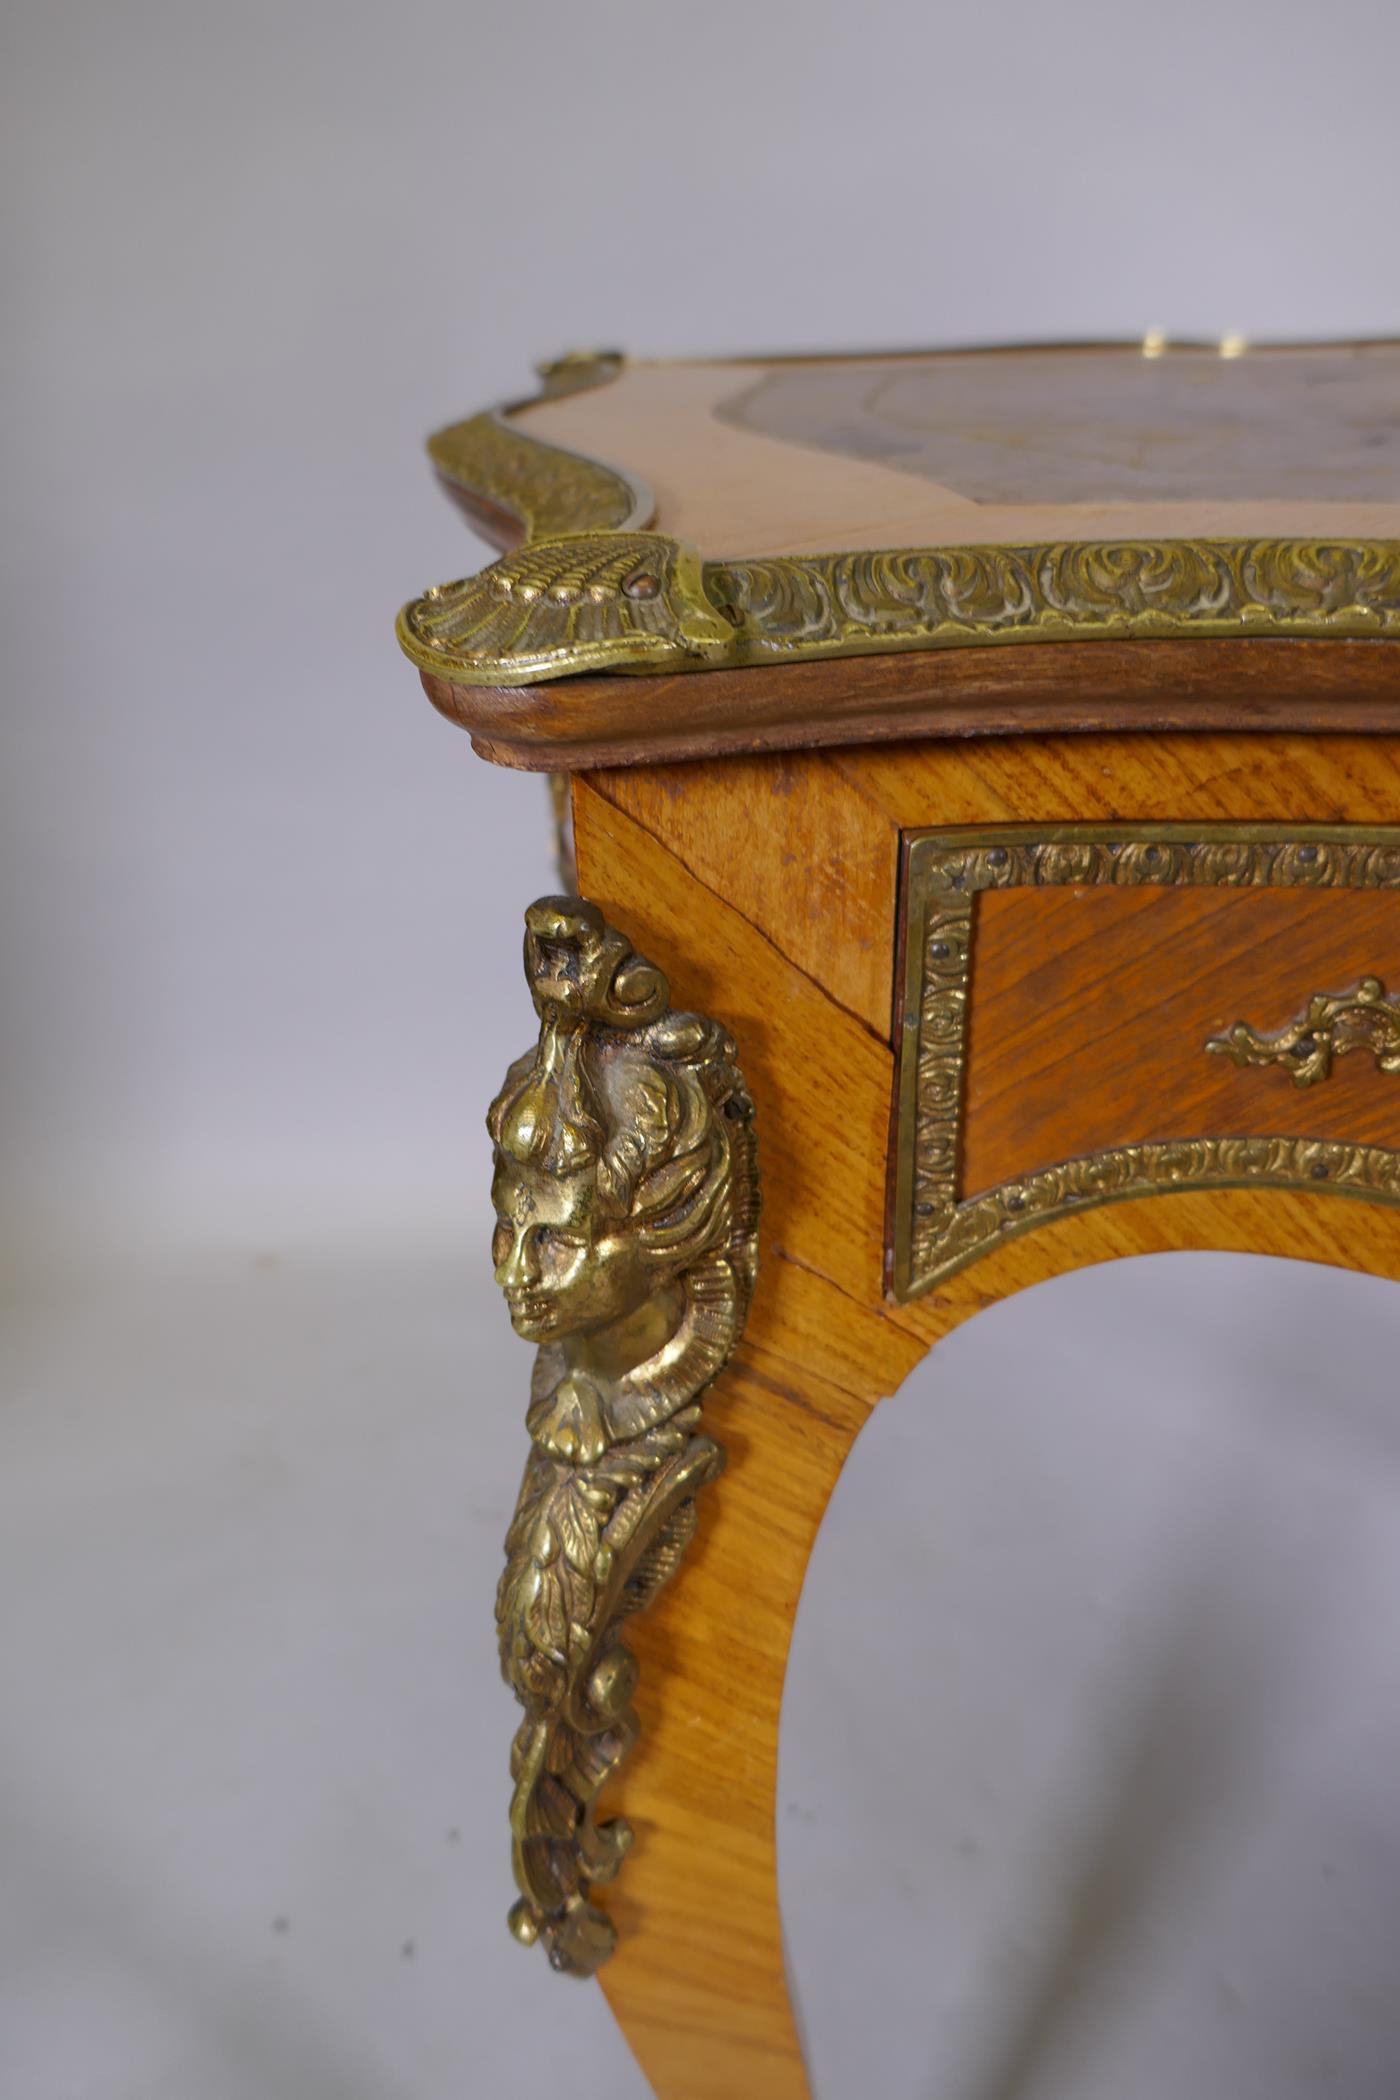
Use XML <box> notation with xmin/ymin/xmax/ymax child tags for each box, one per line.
<box><xmin>623</xmin><ymin>571</ymin><xmax>661</xmax><ymax>601</ymax></box>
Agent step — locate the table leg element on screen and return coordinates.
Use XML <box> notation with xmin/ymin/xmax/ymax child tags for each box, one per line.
<box><xmin>593</xmin><ymin>1338</ymin><xmax>864</xmax><ymax>2100</ymax></box>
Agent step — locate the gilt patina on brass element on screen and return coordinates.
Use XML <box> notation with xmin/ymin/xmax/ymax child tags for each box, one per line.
<box><xmin>1208</xmin><ymin>976</ymin><xmax>1400</xmax><ymax>1086</ymax></box>
<box><xmin>427</xmin><ymin>350</ymin><xmax>650</xmax><ymax>542</ymax></box>
<box><xmin>397</xmin><ymin>354</ymin><xmax>1400</xmax><ymax>689</ymax></box>
<box><xmin>892</xmin><ymin>827</ymin><xmax>1400</xmax><ymax>1301</ymax></box>
<box><xmin>489</xmin><ymin>898</ymin><xmax>759</xmax><ymax>1974</ymax></box>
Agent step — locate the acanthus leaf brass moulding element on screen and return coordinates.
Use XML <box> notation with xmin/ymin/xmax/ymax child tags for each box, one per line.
<box><xmin>489</xmin><ymin>897</ymin><xmax>759</xmax><ymax>1974</ymax></box>
<box><xmin>891</xmin><ymin>827</ymin><xmax>1400</xmax><ymax>1302</ymax></box>
<box><xmin>1207</xmin><ymin>976</ymin><xmax>1400</xmax><ymax>1087</ymax></box>
<box><xmin>397</xmin><ymin>354</ymin><xmax>1400</xmax><ymax>689</ymax></box>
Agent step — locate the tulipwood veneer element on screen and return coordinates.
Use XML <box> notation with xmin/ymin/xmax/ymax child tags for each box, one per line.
<box><xmin>397</xmin><ymin>342</ymin><xmax>1400</xmax><ymax>2100</ymax></box>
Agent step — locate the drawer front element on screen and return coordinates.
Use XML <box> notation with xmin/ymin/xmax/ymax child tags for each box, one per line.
<box><xmin>891</xmin><ymin>827</ymin><xmax>1400</xmax><ymax>1300</ymax></box>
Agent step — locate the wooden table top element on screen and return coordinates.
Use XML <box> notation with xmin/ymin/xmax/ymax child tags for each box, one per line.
<box><xmin>399</xmin><ymin>343</ymin><xmax>1400</xmax><ymax>771</ymax></box>
<box><xmin>521</xmin><ymin>343</ymin><xmax>1400</xmax><ymax>558</ymax></box>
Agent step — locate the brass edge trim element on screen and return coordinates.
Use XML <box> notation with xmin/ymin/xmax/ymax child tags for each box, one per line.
<box><xmin>425</xmin><ymin>348</ymin><xmax>651</xmax><ymax>543</ymax></box>
<box><xmin>400</xmin><ymin>351</ymin><xmax>1400</xmax><ymax>687</ymax></box>
<box><xmin>892</xmin><ymin>824</ymin><xmax>1400</xmax><ymax>1302</ymax></box>
<box><xmin>427</xmin><ymin>410</ymin><xmax>651</xmax><ymax>538</ymax></box>
<box><xmin>585</xmin><ymin>334</ymin><xmax>1400</xmax><ymax>370</ymax></box>
<box><xmin>402</xmin><ymin>532</ymin><xmax>1400</xmax><ymax>688</ymax></box>
<box><xmin>420</xmin><ymin>349</ymin><xmax>650</xmax><ymax>546</ymax></box>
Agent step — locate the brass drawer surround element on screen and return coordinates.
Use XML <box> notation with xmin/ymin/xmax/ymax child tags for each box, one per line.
<box><xmin>891</xmin><ymin>825</ymin><xmax>1400</xmax><ymax>1301</ymax></box>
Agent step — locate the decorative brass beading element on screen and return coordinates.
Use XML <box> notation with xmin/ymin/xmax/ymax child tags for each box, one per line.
<box><xmin>1207</xmin><ymin>976</ymin><xmax>1400</xmax><ymax>1086</ymax></box>
<box><xmin>892</xmin><ymin>828</ymin><xmax>1400</xmax><ymax>1301</ymax></box>
<box><xmin>397</xmin><ymin>356</ymin><xmax>1400</xmax><ymax>688</ymax></box>
<box><xmin>489</xmin><ymin>898</ymin><xmax>759</xmax><ymax>1975</ymax></box>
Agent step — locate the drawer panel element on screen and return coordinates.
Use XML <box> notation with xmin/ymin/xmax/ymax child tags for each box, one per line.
<box><xmin>964</xmin><ymin>883</ymin><xmax>1400</xmax><ymax>1197</ymax></box>
<box><xmin>891</xmin><ymin>827</ymin><xmax>1400</xmax><ymax>1300</ymax></box>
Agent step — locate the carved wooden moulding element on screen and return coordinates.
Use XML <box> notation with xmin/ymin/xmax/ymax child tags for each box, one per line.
<box><xmin>891</xmin><ymin>826</ymin><xmax>1400</xmax><ymax>1301</ymax></box>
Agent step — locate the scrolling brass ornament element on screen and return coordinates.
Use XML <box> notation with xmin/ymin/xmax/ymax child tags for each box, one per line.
<box><xmin>1207</xmin><ymin>976</ymin><xmax>1400</xmax><ymax>1087</ymax></box>
<box><xmin>488</xmin><ymin>898</ymin><xmax>759</xmax><ymax>1975</ymax></box>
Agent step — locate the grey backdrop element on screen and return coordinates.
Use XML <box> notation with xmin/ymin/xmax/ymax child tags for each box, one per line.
<box><xmin>4</xmin><ymin>4</ymin><xmax>1400</xmax><ymax>2097</ymax></box>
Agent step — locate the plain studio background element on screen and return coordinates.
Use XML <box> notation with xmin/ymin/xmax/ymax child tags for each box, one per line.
<box><xmin>3</xmin><ymin>4</ymin><xmax>1399</xmax><ymax>2096</ymax></box>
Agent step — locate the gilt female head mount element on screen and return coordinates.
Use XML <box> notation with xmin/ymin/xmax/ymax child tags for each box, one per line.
<box><xmin>487</xmin><ymin>897</ymin><xmax>759</xmax><ymax>1973</ymax></box>
<box><xmin>489</xmin><ymin>897</ymin><xmax>757</xmax><ymax>1373</ymax></box>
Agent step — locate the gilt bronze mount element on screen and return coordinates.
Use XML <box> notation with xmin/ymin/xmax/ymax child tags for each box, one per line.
<box><xmin>892</xmin><ymin>826</ymin><xmax>1400</xmax><ymax>1300</ymax></box>
<box><xmin>397</xmin><ymin>352</ymin><xmax>1400</xmax><ymax>690</ymax></box>
<box><xmin>1208</xmin><ymin>976</ymin><xmax>1400</xmax><ymax>1086</ymax></box>
<box><xmin>489</xmin><ymin>898</ymin><xmax>759</xmax><ymax>1974</ymax></box>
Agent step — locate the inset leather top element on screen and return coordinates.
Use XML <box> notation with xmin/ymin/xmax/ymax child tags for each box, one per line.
<box><xmin>398</xmin><ymin>343</ymin><xmax>1400</xmax><ymax>771</ymax></box>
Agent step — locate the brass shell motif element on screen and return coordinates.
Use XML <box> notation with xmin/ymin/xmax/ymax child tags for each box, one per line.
<box><xmin>397</xmin><ymin>355</ymin><xmax>1400</xmax><ymax>688</ymax></box>
<box><xmin>489</xmin><ymin>898</ymin><xmax>759</xmax><ymax>1974</ymax></box>
<box><xmin>892</xmin><ymin>827</ymin><xmax>1400</xmax><ymax>1301</ymax></box>
<box><xmin>1207</xmin><ymin>977</ymin><xmax>1400</xmax><ymax>1086</ymax></box>
<box><xmin>400</xmin><ymin>532</ymin><xmax>736</xmax><ymax>686</ymax></box>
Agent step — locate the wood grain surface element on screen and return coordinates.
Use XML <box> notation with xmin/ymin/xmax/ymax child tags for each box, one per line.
<box><xmin>962</xmin><ymin>883</ymin><xmax>1400</xmax><ymax>1198</ymax></box>
<box><xmin>521</xmin><ymin>348</ymin><xmax>1400</xmax><ymax>557</ymax></box>
<box><xmin>557</xmin><ymin>733</ymin><xmax>1400</xmax><ymax>2100</ymax></box>
<box><xmin>425</xmin><ymin>639</ymin><xmax>1400</xmax><ymax>772</ymax></box>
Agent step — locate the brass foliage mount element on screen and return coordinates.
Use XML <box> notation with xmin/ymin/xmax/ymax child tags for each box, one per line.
<box><xmin>400</xmin><ymin>530</ymin><xmax>1400</xmax><ymax>688</ymax></box>
<box><xmin>892</xmin><ymin>827</ymin><xmax>1400</xmax><ymax>1301</ymax></box>
<box><xmin>489</xmin><ymin>898</ymin><xmax>759</xmax><ymax>1975</ymax></box>
<box><xmin>1207</xmin><ymin>975</ymin><xmax>1400</xmax><ymax>1086</ymax></box>
<box><xmin>396</xmin><ymin>359</ymin><xmax>1400</xmax><ymax>686</ymax></box>
<box><xmin>426</xmin><ymin>350</ymin><xmax>650</xmax><ymax>544</ymax></box>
